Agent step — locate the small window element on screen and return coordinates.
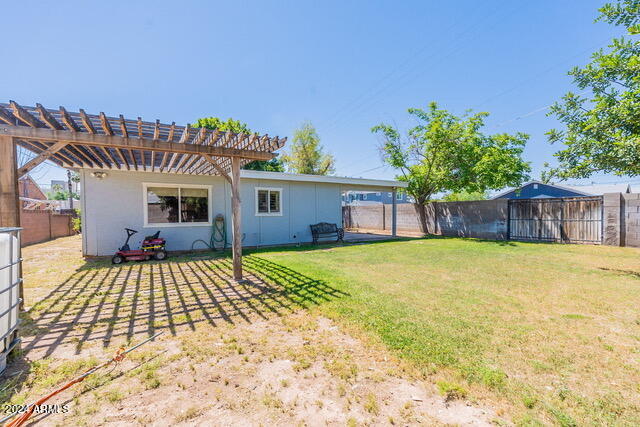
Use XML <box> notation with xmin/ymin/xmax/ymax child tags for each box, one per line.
<box><xmin>145</xmin><ymin>184</ymin><xmax>210</xmax><ymax>226</ymax></box>
<box><xmin>533</xmin><ymin>183</ymin><xmax>539</xmax><ymax>189</ymax></box>
<box><xmin>396</xmin><ymin>192</ymin><xmax>403</xmax><ymax>200</ymax></box>
<box><xmin>388</xmin><ymin>192</ymin><xmax>392</xmax><ymax>197</ymax></box>
<box><xmin>363</xmin><ymin>194</ymin><xmax>367</xmax><ymax>200</ymax></box>
<box><xmin>256</xmin><ymin>188</ymin><xmax>282</xmax><ymax>216</ymax></box>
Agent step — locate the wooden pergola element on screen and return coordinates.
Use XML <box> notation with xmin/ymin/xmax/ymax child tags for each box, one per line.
<box><xmin>0</xmin><ymin>101</ymin><xmax>286</xmax><ymax>280</ymax></box>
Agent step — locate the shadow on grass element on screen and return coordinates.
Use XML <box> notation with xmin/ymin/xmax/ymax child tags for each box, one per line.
<box><xmin>20</xmin><ymin>256</ymin><xmax>348</xmax><ymax>359</ymax></box>
<box><xmin>599</xmin><ymin>267</ymin><xmax>640</xmax><ymax>279</ymax></box>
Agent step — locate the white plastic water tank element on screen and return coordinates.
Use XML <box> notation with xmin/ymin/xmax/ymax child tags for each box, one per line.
<box><xmin>0</xmin><ymin>230</ymin><xmax>20</xmax><ymax>373</ymax></box>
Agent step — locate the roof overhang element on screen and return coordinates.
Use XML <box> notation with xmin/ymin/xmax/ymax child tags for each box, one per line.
<box><xmin>240</xmin><ymin>170</ymin><xmax>408</xmax><ymax>189</ymax></box>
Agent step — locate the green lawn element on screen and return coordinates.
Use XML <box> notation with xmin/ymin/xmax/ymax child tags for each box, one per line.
<box><xmin>247</xmin><ymin>238</ymin><xmax>640</xmax><ymax>426</ymax></box>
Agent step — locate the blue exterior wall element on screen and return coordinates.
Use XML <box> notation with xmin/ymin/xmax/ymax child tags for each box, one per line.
<box><xmin>81</xmin><ymin>169</ymin><xmax>342</xmax><ymax>256</ymax></box>
<box><xmin>496</xmin><ymin>183</ymin><xmax>586</xmax><ymax>199</ymax></box>
<box><xmin>344</xmin><ymin>191</ymin><xmax>411</xmax><ymax>204</ymax></box>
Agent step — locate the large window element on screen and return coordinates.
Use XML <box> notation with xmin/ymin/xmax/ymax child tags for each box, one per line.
<box><xmin>255</xmin><ymin>187</ymin><xmax>282</xmax><ymax>216</ymax></box>
<box><xmin>144</xmin><ymin>184</ymin><xmax>211</xmax><ymax>226</ymax></box>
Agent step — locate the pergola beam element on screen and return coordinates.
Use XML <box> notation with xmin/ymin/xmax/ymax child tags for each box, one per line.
<box><xmin>36</xmin><ymin>103</ymin><xmax>63</xmax><ymax>130</ymax></box>
<box><xmin>202</xmin><ymin>154</ymin><xmax>231</xmax><ymax>183</ymax></box>
<box><xmin>18</xmin><ymin>140</ymin><xmax>70</xmax><ymax>168</ymax></box>
<box><xmin>0</xmin><ymin>125</ymin><xmax>276</xmax><ymax>161</ymax></box>
<box><xmin>100</xmin><ymin>112</ymin><xmax>114</xmax><ymax>136</ymax></box>
<box><xmin>59</xmin><ymin>107</ymin><xmax>81</xmax><ymax>132</ymax></box>
<box><xmin>0</xmin><ymin>106</ymin><xmax>14</xmax><ymax>125</ymax></box>
<box><xmin>79</xmin><ymin>109</ymin><xmax>97</xmax><ymax>134</ymax></box>
<box><xmin>10</xmin><ymin>101</ymin><xmax>44</xmax><ymax>128</ymax></box>
<box><xmin>17</xmin><ymin>140</ymin><xmax>68</xmax><ymax>177</ymax></box>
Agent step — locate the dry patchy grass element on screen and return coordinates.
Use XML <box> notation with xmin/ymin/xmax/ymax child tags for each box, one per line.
<box><xmin>9</xmin><ymin>234</ymin><xmax>640</xmax><ymax>425</ymax></box>
<box><xmin>2</xmin><ymin>235</ymin><xmax>493</xmax><ymax>426</ymax></box>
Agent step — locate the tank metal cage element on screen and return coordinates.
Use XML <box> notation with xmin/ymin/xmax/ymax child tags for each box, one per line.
<box><xmin>0</xmin><ymin>227</ymin><xmax>22</xmax><ymax>372</ymax></box>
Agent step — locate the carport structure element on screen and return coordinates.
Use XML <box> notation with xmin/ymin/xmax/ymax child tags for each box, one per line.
<box><xmin>0</xmin><ymin>100</ymin><xmax>286</xmax><ymax>280</ymax></box>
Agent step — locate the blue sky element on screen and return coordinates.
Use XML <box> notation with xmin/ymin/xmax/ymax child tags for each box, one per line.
<box><xmin>3</xmin><ymin>0</ymin><xmax>632</xmax><ymax>188</ymax></box>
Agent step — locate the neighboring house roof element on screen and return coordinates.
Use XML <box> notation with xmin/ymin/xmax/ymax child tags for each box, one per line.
<box><xmin>18</xmin><ymin>175</ymin><xmax>47</xmax><ymax>200</ymax></box>
<box><xmin>240</xmin><ymin>170</ymin><xmax>407</xmax><ymax>188</ymax></box>
<box><xmin>490</xmin><ymin>181</ymin><xmax>590</xmax><ymax>199</ymax></box>
<box><xmin>491</xmin><ymin>180</ymin><xmax>633</xmax><ymax>199</ymax></box>
<box><xmin>563</xmin><ymin>183</ymin><xmax>631</xmax><ymax>195</ymax></box>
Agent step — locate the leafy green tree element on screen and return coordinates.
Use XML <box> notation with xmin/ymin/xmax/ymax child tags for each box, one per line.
<box><xmin>47</xmin><ymin>190</ymin><xmax>78</xmax><ymax>201</ymax></box>
<box><xmin>193</xmin><ymin>117</ymin><xmax>251</xmax><ymax>134</ymax></box>
<box><xmin>242</xmin><ymin>158</ymin><xmax>285</xmax><ymax>172</ymax></box>
<box><xmin>545</xmin><ymin>0</ymin><xmax>640</xmax><ymax>179</ymax></box>
<box><xmin>282</xmin><ymin>122</ymin><xmax>335</xmax><ymax>175</ymax></box>
<box><xmin>441</xmin><ymin>190</ymin><xmax>488</xmax><ymax>202</ymax></box>
<box><xmin>193</xmin><ymin>117</ymin><xmax>283</xmax><ymax>171</ymax></box>
<box><xmin>372</xmin><ymin>102</ymin><xmax>530</xmax><ymax>233</ymax></box>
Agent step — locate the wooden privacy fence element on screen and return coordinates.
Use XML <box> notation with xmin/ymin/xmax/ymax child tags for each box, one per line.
<box><xmin>508</xmin><ymin>197</ymin><xmax>603</xmax><ymax>244</ymax></box>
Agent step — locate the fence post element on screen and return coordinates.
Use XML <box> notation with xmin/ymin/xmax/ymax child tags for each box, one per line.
<box><xmin>391</xmin><ymin>188</ymin><xmax>397</xmax><ymax>237</ymax></box>
<box><xmin>48</xmin><ymin>211</ymin><xmax>52</xmax><ymax>241</ymax></box>
<box><xmin>602</xmin><ymin>193</ymin><xmax>623</xmax><ymax>246</ymax></box>
<box><xmin>382</xmin><ymin>204</ymin><xmax>386</xmax><ymax>230</ymax></box>
<box><xmin>560</xmin><ymin>200</ymin><xmax>565</xmax><ymax>243</ymax></box>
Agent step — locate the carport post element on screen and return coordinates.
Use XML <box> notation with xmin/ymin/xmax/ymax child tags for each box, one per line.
<box><xmin>230</xmin><ymin>157</ymin><xmax>243</xmax><ymax>280</ymax></box>
<box><xmin>391</xmin><ymin>187</ymin><xmax>397</xmax><ymax>237</ymax></box>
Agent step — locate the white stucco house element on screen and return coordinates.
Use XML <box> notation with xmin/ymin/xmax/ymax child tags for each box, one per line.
<box><xmin>80</xmin><ymin>168</ymin><xmax>406</xmax><ymax>256</ymax></box>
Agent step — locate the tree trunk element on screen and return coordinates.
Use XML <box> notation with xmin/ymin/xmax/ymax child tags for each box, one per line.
<box><xmin>414</xmin><ymin>202</ymin><xmax>430</xmax><ymax>235</ymax></box>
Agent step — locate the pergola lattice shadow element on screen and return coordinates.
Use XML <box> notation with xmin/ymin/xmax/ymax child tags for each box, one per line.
<box><xmin>21</xmin><ymin>256</ymin><xmax>347</xmax><ymax>358</ymax></box>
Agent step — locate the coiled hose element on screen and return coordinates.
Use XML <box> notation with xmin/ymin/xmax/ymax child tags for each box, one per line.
<box><xmin>191</xmin><ymin>214</ymin><xmax>227</xmax><ymax>251</ymax></box>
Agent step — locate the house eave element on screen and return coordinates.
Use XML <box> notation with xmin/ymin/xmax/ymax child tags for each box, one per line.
<box><xmin>239</xmin><ymin>170</ymin><xmax>408</xmax><ymax>188</ymax></box>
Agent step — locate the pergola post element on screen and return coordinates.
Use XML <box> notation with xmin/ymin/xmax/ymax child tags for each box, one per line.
<box><xmin>0</xmin><ymin>136</ymin><xmax>20</xmax><ymax>228</ymax></box>
<box><xmin>391</xmin><ymin>187</ymin><xmax>397</xmax><ymax>237</ymax></box>
<box><xmin>0</xmin><ymin>136</ymin><xmax>23</xmax><ymax>310</ymax></box>
<box><xmin>230</xmin><ymin>157</ymin><xmax>243</xmax><ymax>280</ymax></box>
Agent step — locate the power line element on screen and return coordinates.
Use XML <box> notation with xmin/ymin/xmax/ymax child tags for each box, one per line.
<box><xmin>317</xmin><ymin>2</ymin><xmax>486</xmax><ymax>129</ymax></box>
<box><xmin>491</xmin><ymin>90</ymin><xmax>591</xmax><ymax>129</ymax></box>
<box><xmin>321</xmin><ymin>1</ymin><xmax>523</xmax><ymax>135</ymax></box>
<box><xmin>349</xmin><ymin>164</ymin><xmax>387</xmax><ymax>177</ymax></box>
<box><xmin>471</xmin><ymin>42</ymin><xmax>606</xmax><ymax>111</ymax></box>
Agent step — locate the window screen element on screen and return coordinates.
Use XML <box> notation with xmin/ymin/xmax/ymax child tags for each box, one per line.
<box><xmin>269</xmin><ymin>191</ymin><xmax>280</xmax><ymax>213</ymax></box>
<box><xmin>257</xmin><ymin>190</ymin><xmax>269</xmax><ymax>213</ymax></box>
<box><xmin>256</xmin><ymin>189</ymin><xmax>281</xmax><ymax>215</ymax></box>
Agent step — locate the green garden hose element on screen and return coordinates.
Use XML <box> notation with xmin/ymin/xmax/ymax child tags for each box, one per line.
<box><xmin>191</xmin><ymin>214</ymin><xmax>227</xmax><ymax>251</ymax></box>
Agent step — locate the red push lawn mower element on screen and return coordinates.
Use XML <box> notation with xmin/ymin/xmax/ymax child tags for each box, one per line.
<box><xmin>111</xmin><ymin>228</ymin><xmax>167</xmax><ymax>264</ymax></box>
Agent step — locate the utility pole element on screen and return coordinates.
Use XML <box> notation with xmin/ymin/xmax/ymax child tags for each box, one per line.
<box><xmin>67</xmin><ymin>170</ymin><xmax>73</xmax><ymax>210</ymax></box>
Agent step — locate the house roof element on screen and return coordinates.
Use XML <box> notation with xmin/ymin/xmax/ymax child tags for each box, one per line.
<box><xmin>18</xmin><ymin>175</ymin><xmax>47</xmax><ymax>200</ymax></box>
<box><xmin>563</xmin><ymin>183</ymin><xmax>631</xmax><ymax>195</ymax></box>
<box><xmin>490</xmin><ymin>180</ymin><xmax>587</xmax><ymax>199</ymax></box>
<box><xmin>490</xmin><ymin>180</ymin><xmax>633</xmax><ymax>199</ymax></box>
<box><xmin>1</xmin><ymin>100</ymin><xmax>285</xmax><ymax>177</ymax></box>
<box><xmin>240</xmin><ymin>170</ymin><xmax>408</xmax><ymax>188</ymax></box>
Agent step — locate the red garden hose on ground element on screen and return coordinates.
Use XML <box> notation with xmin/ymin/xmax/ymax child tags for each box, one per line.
<box><xmin>2</xmin><ymin>332</ymin><xmax>163</xmax><ymax>427</ymax></box>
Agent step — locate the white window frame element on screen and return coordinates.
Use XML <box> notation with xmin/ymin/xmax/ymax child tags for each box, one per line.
<box><xmin>396</xmin><ymin>192</ymin><xmax>403</xmax><ymax>200</ymax></box>
<box><xmin>143</xmin><ymin>182</ymin><xmax>212</xmax><ymax>227</ymax></box>
<box><xmin>255</xmin><ymin>187</ymin><xmax>283</xmax><ymax>217</ymax></box>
